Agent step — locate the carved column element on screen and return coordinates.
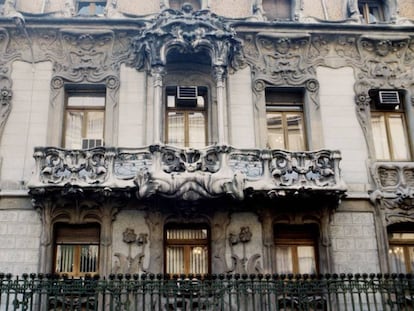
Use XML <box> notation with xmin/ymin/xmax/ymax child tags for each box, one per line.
<box><xmin>213</xmin><ymin>66</ymin><xmax>227</xmax><ymax>145</ymax></box>
<box><xmin>258</xmin><ymin>208</ymin><xmax>274</xmax><ymax>273</ymax></box>
<box><xmin>100</xmin><ymin>205</ymin><xmax>119</xmax><ymax>277</ymax></box>
<box><xmin>145</xmin><ymin>210</ymin><xmax>165</xmax><ymax>273</ymax></box>
<box><xmin>35</xmin><ymin>199</ymin><xmax>54</xmax><ymax>274</ymax></box>
<box><xmin>211</xmin><ymin>211</ymin><xmax>231</xmax><ymax>273</ymax></box>
<box><xmin>151</xmin><ymin>66</ymin><xmax>165</xmax><ymax>144</ymax></box>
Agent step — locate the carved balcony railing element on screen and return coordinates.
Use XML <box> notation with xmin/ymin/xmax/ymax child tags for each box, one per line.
<box><xmin>28</xmin><ymin>145</ymin><xmax>346</xmax><ymax>200</ymax></box>
<box><xmin>370</xmin><ymin>162</ymin><xmax>414</xmax><ymax>216</ymax></box>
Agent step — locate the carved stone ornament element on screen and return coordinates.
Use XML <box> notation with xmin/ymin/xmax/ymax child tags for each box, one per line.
<box><xmin>227</xmin><ymin>226</ymin><xmax>263</xmax><ymax>274</ymax></box>
<box><xmin>370</xmin><ymin>162</ymin><xmax>414</xmax><ymax>225</ymax></box>
<box><xmin>28</xmin><ymin>144</ymin><xmax>346</xmax><ymax>202</ymax></box>
<box><xmin>128</xmin><ymin>4</ymin><xmax>244</xmax><ymax>71</ymax></box>
<box><xmin>113</xmin><ymin>228</ymin><xmax>148</xmax><ymax>274</ymax></box>
<box><xmin>0</xmin><ymin>76</ymin><xmax>12</xmax><ymax>143</ymax></box>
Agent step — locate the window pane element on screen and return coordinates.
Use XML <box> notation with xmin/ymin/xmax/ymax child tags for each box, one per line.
<box><xmin>188</xmin><ymin>112</ymin><xmax>206</xmax><ymax>148</ymax></box>
<box><xmin>298</xmin><ymin>246</ymin><xmax>316</xmax><ymax>274</ymax></box>
<box><xmin>167</xmin><ymin>112</ymin><xmax>185</xmax><ymax>147</ymax></box>
<box><xmin>190</xmin><ymin>246</ymin><xmax>208</xmax><ymax>274</ymax></box>
<box><xmin>166</xmin><ymin>246</ymin><xmax>184</xmax><ymax>274</ymax></box>
<box><xmin>286</xmin><ymin>113</ymin><xmax>305</xmax><ymax>151</ymax></box>
<box><xmin>371</xmin><ymin>114</ymin><xmax>391</xmax><ymax>159</ymax></box>
<box><xmin>267</xmin><ymin>112</ymin><xmax>284</xmax><ymax>149</ymax></box>
<box><xmin>388</xmin><ymin>114</ymin><xmax>410</xmax><ymax>160</ymax></box>
<box><xmin>55</xmin><ymin>245</ymin><xmax>74</xmax><ymax>273</ymax></box>
<box><xmin>167</xmin><ymin>228</ymin><xmax>208</xmax><ymax>239</ymax></box>
<box><xmin>389</xmin><ymin>246</ymin><xmax>406</xmax><ymax>273</ymax></box>
<box><xmin>80</xmin><ymin>245</ymin><xmax>99</xmax><ymax>273</ymax></box>
<box><xmin>275</xmin><ymin>246</ymin><xmax>293</xmax><ymax>273</ymax></box>
<box><xmin>68</xmin><ymin>96</ymin><xmax>105</xmax><ymax>108</ymax></box>
<box><xmin>86</xmin><ymin>111</ymin><xmax>104</xmax><ymax>139</ymax></box>
<box><xmin>65</xmin><ymin>111</ymin><xmax>84</xmax><ymax>149</ymax></box>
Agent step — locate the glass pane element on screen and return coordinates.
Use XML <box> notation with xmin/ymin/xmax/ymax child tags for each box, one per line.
<box><xmin>188</xmin><ymin>112</ymin><xmax>206</xmax><ymax>148</ymax></box>
<box><xmin>286</xmin><ymin>112</ymin><xmax>305</xmax><ymax>151</ymax></box>
<box><xmin>388</xmin><ymin>114</ymin><xmax>410</xmax><ymax>160</ymax></box>
<box><xmin>68</xmin><ymin>95</ymin><xmax>105</xmax><ymax>107</ymax></box>
<box><xmin>390</xmin><ymin>233</ymin><xmax>414</xmax><ymax>240</ymax></box>
<box><xmin>166</xmin><ymin>246</ymin><xmax>184</xmax><ymax>274</ymax></box>
<box><xmin>86</xmin><ymin>111</ymin><xmax>104</xmax><ymax>139</ymax></box>
<box><xmin>275</xmin><ymin>246</ymin><xmax>293</xmax><ymax>273</ymax></box>
<box><xmin>167</xmin><ymin>228</ymin><xmax>208</xmax><ymax>240</ymax></box>
<box><xmin>80</xmin><ymin>245</ymin><xmax>99</xmax><ymax>273</ymax></box>
<box><xmin>297</xmin><ymin>246</ymin><xmax>316</xmax><ymax>274</ymax></box>
<box><xmin>190</xmin><ymin>246</ymin><xmax>208</xmax><ymax>274</ymax></box>
<box><xmin>55</xmin><ymin>245</ymin><xmax>74</xmax><ymax>273</ymax></box>
<box><xmin>267</xmin><ymin>112</ymin><xmax>284</xmax><ymax>149</ymax></box>
<box><xmin>409</xmin><ymin>247</ymin><xmax>414</xmax><ymax>273</ymax></box>
<box><xmin>167</xmin><ymin>112</ymin><xmax>185</xmax><ymax>147</ymax></box>
<box><xmin>371</xmin><ymin>114</ymin><xmax>391</xmax><ymax>159</ymax></box>
<box><xmin>389</xmin><ymin>246</ymin><xmax>406</xmax><ymax>273</ymax></box>
<box><xmin>65</xmin><ymin>111</ymin><xmax>84</xmax><ymax>149</ymax></box>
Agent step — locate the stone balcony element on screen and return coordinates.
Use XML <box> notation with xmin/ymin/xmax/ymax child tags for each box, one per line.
<box><xmin>28</xmin><ymin>145</ymin><xmax>347</xmax><ymax>201</ymax></box>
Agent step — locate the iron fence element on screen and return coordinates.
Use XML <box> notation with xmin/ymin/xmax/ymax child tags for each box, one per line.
<box><xmin>1</xmin><ymin>273</ymin><xmax>414</xmax><ymax>311</ymax></box>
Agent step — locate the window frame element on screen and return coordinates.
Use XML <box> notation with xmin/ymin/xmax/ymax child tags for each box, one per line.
<box><xmin>274</xmin><ymin>224</ymin><xmax>319</xmax><ymax>274</ymax></box>
<box><xmin>358</xmin><ymin>0</ymin><xmax>385</xmax><ymax>23</ymax></box>
<box><xmin>63</xmin><ymin>86</ymin><xmax>106</xmax><ymax>149</ymax></box>
<box><xmin>165</xmin><ymin>85</ymin><xmax>208</xmax><ymax>148</ymax></box>
<box><xmin>369</xmin><ymin>89</ymin><xmax>411</xmax><ymax>161</ymax></box>
<box><xmin>53</xmin><ymin>223</ymin><xmax>100</xmax><ymax>277</ymax></box>
<box><xmin>76</xmin><ymin>0</ymin><xmax>107</xmax><ymax>16</ymax></box>
<box><xmin>265</xmin><ymin>88</ymin><xmax>307</xmax><ymax>151</ymax></box>
<box><xmin>388</xmin><ymin>223</ymin><xmax>414</xmax><ymax>273</ymax></box>
<box><xmin>164</xmin><ymin>224</ymin><xmax>210</xmax><ymax>276</ymax></box>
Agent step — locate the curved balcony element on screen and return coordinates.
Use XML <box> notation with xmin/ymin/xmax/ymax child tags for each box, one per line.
<box><xmin>28</xmin><ymin>145</ymin><xmax>347</xmax><ymax>201</ymax></box>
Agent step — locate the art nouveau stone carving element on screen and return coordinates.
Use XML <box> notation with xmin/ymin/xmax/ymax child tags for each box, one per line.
<box><xmin>128</xmin><ymin>3</ymin><xmax>244</xmax><ymax>71</ymax></box>
<box><xmin>0</xmin><ymin>76</ymin><xmax>12</xmax><ymax>143</ymax></box>
<box><xmin>370</xmin><ymin>162</ymin><xmax>414</xmax><ymax>224</ymax></box>
<box><xmin>29</xmin><ymin>145</ymin><xmax>346</xmax><ymax>201</ymax></box>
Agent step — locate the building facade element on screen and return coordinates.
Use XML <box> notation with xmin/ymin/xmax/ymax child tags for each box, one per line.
<box><xmin>0</xmin><ymin>0</ymin><xmax>413</xmax><ymax>282</ymax></box>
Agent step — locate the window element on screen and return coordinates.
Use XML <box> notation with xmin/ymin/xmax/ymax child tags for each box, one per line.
<box><xmin>274</xmin><ymin>224</ymin><xmax>318</xmax><ymax>274</ymax></box>
<box><xmin>64</xmin><ymin>86</ymin><xmax>105</xmax><ymax>149</ymax></box>
<box><xmin>165</xmin><ymin>86</ymin><xmax>208</xmax><ymax>148</ymax></box>
<box><xmin>358</xmin><ymin>0</ymin><xmax>384</xmax><ymax>23</ymax></box>
<box><xmin>388</xmin><ymin>224</ymin><xmax>414</xmax><ymax>273</ymax></box>
<box><xmin>370</xmin><ymin>90</ymin><xmax>410</xmax><ymax>160</ymax></box>
<box><xmin>169</xmin><ymin>0</ymin><xmax>201</xmax><ymax>10</ymax></box>
<box><xmin>165</xmin><ymin>225</ymin><xmax>210</xmax><ymax>275</ymax></box>
<box><xmin>77</xmin><ymin>0</ymin><xmax>106</xmax><ymax>16</ymax></box>
<box><xmin>54</xmin><ymin>223</ymin><xmax>100</xmax><ymax>277</ymax></box>
<box><xmin>266</xmin><ymin>88</ymin><xmax>306</xmax><ymax>150</ymax></box>
<box><xmin>262</xmin><ymin>0</ymin><xmax>292</xmax><ymax>20</ymax></box>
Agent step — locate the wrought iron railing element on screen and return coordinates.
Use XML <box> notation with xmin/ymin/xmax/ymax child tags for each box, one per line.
<box><xmin>1</xmin><ymin>273</ymin><xmax>413</xmax><ymax>311</ymax></box>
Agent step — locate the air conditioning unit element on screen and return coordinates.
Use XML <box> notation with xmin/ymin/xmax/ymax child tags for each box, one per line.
<box><xmin>177</xmin><ymin>86</ymin><xmax>198</xmax><ymax>107</ymax></box>
<box><xmin>82</xmin><ymin>138</ymin><xmax>103</xmax><ymax>149</ymax></box>
<box><xmin>378</xmin><ymin>91</ymin><xmax>400</xmax><ymax>106</ymax></box>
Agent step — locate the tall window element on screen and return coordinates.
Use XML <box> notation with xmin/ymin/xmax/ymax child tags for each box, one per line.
<box><xmin>262</xmin><ymin>0</ymin><xmax>292</xmax><ymax>20</ymax></box>
<box><xmin>64</xmin><ymin>87</ymin><xmax>105</xmax><ymax>149</ymax></box>
<box><xmin>274</xmin><ymin>224</ymin><xmax>318</xmax><ymax>274</ymax></box>
<box><xmin>165</xmin><ymin>225</ymin><xmax>209</xmax><ymax>275</ymax></box>
<box><xmin>77</xmin><ymin>0</ymin><xmax>106</xmax><ymax>16</ymax></box>
<box><xmin>166</xmin><ymin>86</ymin><xmax>208</xmax><ymax>148</ymax></box>
<box><xmin>266</xmin><ymin>88</ymin><xmax>306</xmax><ymax>150</ymax></box>
<box><xmin>169</xmin><ymin>0</ymin><xmax>201</xmax><ymax>10</ymax></box>
<box><xmin>370</xmin><ymin>90</ymin><xmax>410</xmax><ymax>160</ymax></box>
<box><xmin>54</xmin><ymin>223</ymin><xmax>100</xmax><ymax>277</ymax></box>
<box><xmin>388</xmin><ymin>224</ymin><xmax>414</xmax><ymax>273</ymax></box>
<box><xmin>358</xmin><ymin>0</ymin><xmax>384</xmax><ymax>23</ymax></box>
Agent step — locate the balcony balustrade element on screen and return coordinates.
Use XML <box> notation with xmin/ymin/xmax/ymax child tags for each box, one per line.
<box><xmin>0</xmin><ymin>273</ymin><xmax>413</xmax><ymax>311</ymax></box>
<box><xmin>28</xmin><ymin>145</ymin><xmax>346</xmax><ymax>200</ymax></box>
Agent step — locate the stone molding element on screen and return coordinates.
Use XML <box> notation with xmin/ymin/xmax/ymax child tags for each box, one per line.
<box><xmin>28</xmin><ymin>144</ymin><xmax>346</xmax><ymax>202</ymax></box>
<box><xmin>370</xmin><ymin>162</ymin><xmax>414</xmax><ymax>225</ymax></box>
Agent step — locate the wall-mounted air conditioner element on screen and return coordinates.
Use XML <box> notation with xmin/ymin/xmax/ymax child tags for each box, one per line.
<box><xmin>176</xmin><ymin>86</ymin><xmax>198</xmax><ymax>107</ymax></box>
<box><xmin>378</xmin><ymin>91</ymin><xmax>400</xmax><ymax>106</ymax></box>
